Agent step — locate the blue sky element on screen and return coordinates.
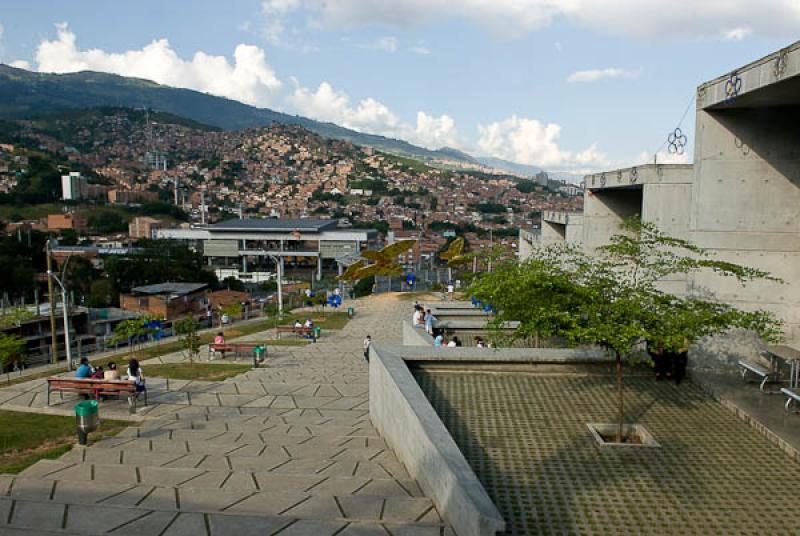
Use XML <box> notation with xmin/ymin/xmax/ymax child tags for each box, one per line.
<box><xmin>0</xmin><ymin>0</ymin><xmax>796</xmax><ymax>173</ymax></box>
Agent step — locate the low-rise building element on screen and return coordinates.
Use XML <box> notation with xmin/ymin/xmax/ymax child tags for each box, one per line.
<box><xmin>120</xmin><ymin>282</ymin><xmax>209</xmax><ymax>320</ymax></box>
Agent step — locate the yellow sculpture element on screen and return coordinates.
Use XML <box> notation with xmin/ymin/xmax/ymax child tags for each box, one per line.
<box><xmin>338</xmin><ymin>239</ymin><xmax>416</xmax><ymax>281</ymax></box>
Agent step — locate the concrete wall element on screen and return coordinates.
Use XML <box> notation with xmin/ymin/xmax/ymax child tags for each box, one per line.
<box><xmin>402</xmin><ymin>320</ymin><xmax>435</xmax><ymax>346</ymax></box>
<box><xmin>369</xmin><ymin>345</ymin><xmax>506</xmax><ymax>536</ymax></box>
<box><xmin>518</xmin><ymin>228</ymin><xmax>537</xmax><ymax>260</ymax></box>
<box><xmin>691</xmin><ymin>105</ymin><xmax>800</xmax><ymax>344</ymax></box>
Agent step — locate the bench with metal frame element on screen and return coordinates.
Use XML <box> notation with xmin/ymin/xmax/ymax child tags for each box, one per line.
<box><xmin>781</xmin><ymin>387</ymin><xmax>800</xmax><ymax>412</ymax></box>
<box><xmin>46</xmin><ymin>377</ymin><xmax>147</xmax><ymax>412</ymax></box>
<box><xmin>208</xmin><ymin>342</ymin><xmax>267</xmax><ymax>367</ymax></box>
<box><xmin>738</xmin><ymin>360</ymin><xmax>780</xmax><ymax>392</ymax></box>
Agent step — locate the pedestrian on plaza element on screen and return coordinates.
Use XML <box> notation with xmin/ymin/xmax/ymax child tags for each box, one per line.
<box><xmin>447</xmin><ymin>281</ymin><xmax>455</xmax><ymax>300</ymax></box>
<box><xmin>474</xmin><ymin>337</ymin><xmax>485</xmax><ymax>348</ymax></box>
<box><xmin>452</xmin><ymin>336</ymin><xmax>462</xmax><ymax>347</ymax></box>
<box><xmin>126</xmin><ymin>359</ymin><xmax>146</xmax><ymax>396</ymax></box>
<box><xmin>446</xmin><ymin>338</ymin><xmax>457</xmax><ymax>347</ymax></box>
<box><xmin>434</xmin><ymin>334</ymin><xmax>444</xmax><ymax>347</ymax></box>
<box><xmin>363</xmin><ymin>335</ymin><xmax>372</xmax><ymax>361</ymax></box>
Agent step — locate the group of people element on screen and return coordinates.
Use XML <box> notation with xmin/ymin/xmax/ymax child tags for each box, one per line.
<box><xmin>434</xmin><ymin>334</ymin><xmax>462</xmax><ymax>347</ymax></box>
<box><xmin>293</xmin><ymin>318</ymin><xmax>317</xmax><ymax>341</ymax></box>
<box><xmin>412</xmin><ymin>304</ymin><xmax>437</xmax><ymax>335</ymax></box>
<box><xmin>75</xmin><ymin>356</ymin><xmax>146</xmax><ymax>394</ymax></box>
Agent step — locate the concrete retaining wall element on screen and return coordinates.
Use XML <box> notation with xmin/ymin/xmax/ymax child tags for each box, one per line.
<box><xmin>369</xmin><ymin>345</ymin><xmax>505</xmax><ymax>536</ymax></box>
<box><xmin>402</xmin><ymin>320</ymin><xmax>435</xmax><ymax>346</ymax></box>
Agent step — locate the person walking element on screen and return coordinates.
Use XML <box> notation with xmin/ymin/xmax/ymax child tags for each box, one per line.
<box><xmin>363</xmin><ymin>335</ymin><xmax>372</xmax><ymax>361</ymax></box>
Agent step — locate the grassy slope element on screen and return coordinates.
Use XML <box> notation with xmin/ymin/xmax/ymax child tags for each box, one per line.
<box><xmin>0</xmin><ymin>410</ymin><xmax>127</xmax><ymax>473</ymax></box>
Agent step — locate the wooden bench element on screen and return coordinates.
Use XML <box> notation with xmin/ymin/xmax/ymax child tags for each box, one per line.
<box><xmin>47</xmin><ymin>377</ymin><xmax>146</xmax><ymax>411</ymax></box>
<box><xmin>738</xmin><ymin>360</ymin><xmax>777</xmax><ymax>392</ymax></box>
<box><xmin>276</xmin><ymin>326</ymin><xmax>315</xmax><ymax>340</ymax></box>
<box><xmin>208</xmin><ymin>343</ymin><xmax>266</xmax><ymax>361</ymax></box>
<box><xmin>781</xmin><ymin>388</ymin><xmax>800</xmax><ymax>411</ymax></box>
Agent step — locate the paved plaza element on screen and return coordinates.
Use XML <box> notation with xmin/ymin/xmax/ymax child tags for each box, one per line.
<box><xmin>0</xmin><ymin>295</ymin><xmax>451</xmax><ymax>535</ymax></box>
<box><xmin>415</xmin><ymin>369</ymin><xmax>800</xmax><ymax>535</ymax></box>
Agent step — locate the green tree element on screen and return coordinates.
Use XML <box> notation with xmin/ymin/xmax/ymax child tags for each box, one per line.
<box><xmin>111</xmin><ymin>316</ymin><xmax>160</xmax><ymax>360</ymax></box>
<box><xmin>175</xmin><ymin>313</ymin><xmax>201</xmax><ymax>364</ymax></box>
<box><xmin>0</xmin><ymin>334</ymin><xmax>26</xmax><ymax>369</ymax></box>
<box><xmin>470</xmin><ymin>219</ymin><xmax>782</xmax><ymax>442</ymax></box>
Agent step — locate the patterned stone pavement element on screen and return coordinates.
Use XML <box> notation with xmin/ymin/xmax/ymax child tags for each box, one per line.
<box><xmin>0</xmin><ymin>294</ymin><xmax>451</xmax><ymax>535</ymax></box>
<box><xmin>416</xmin><ymin>369</ymin><xmax>800</xmax><ymax>536</ymax></box>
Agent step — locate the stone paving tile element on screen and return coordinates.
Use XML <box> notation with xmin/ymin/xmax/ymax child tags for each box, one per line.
<box><xmin>0</xmin><ymin>295</ymin><xmax>448</xmax><ymax>535</ymax></box>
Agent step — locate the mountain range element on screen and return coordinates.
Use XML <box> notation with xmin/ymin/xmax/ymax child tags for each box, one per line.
<box><xmin>0</xmin><ymin>64</ymin><xmax>586</xmax><ymax>182</ymax></box>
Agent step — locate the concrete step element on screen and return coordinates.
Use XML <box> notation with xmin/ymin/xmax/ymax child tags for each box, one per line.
<box><xmin>0</xmin><ymin>495</ymin><xmax>448</xmax><ymax>536</ymax></box>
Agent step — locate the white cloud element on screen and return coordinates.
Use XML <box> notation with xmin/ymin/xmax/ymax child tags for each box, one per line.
<box><xmin>10</xmin><ymin>60</ymin><xmax>31</xmax><ymax>70</ymax></box>
<box><xmin>359</xmin><ymin>36</ymin><xmax>398</xmax><ymax>53</ymax></box>
<box><xmin>567</xmin><ymin>67</ymin><xmax>640</xmax><ymax>83</ymax></box>
<box><xmin>723</xmin><ymin>27</ymin><xmax>752</xmax><ymax>41</ymax></box>
<box><xmin>31</xmin><ymin>23</ymin><xmax>282</xmax><ymax>107</ymax></box>
<box><xmin>477</xmin><ymin>116</ymin><xmax>568</xmax><ymax>167</ymax></box>
<box><xmin>409</xmin><ymin>46</ymin><xmax>431</xmax><ymax>55</ymax></box>
<box><xmin>288</xmin><ymin>80</ymin><xmax>460</xmax><ymax>149</ymax></box>
<box><xmin>476</xmin><ymin>116</ymin><xmax>616</xmax><ymax>172</ymax></box>
<box><xmin>261</xmin><ymin>0</ymin><xmax>301</xmax><ymax>15</ymax></box>
<box><xmin>263</xmin><ymin>0</ymin><xmax>800</xmax><ymax>40</ymax></box>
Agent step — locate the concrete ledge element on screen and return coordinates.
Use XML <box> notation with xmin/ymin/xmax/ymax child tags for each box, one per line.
<box><xmin>402</xmin><ymin>320</ymin><xmax>435</xmax><ymax>346</ymax></box>
<box><xmin>385</xmin><ymin>344</ymin><xmax>609</xmax><ymax>363</ymax></box>
<box><xmin>369</xmin><ymin>344</ymin><xmax>505</xmax><ymax>536</ymax></box>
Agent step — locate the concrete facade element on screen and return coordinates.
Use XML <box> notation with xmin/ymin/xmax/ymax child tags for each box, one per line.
<box><xmin>582</xmin><ymin>164</ymin><xmax>693</xmax><ymax>253</ymax></box>
<box><xmin>691</xmin><ymin>42</ymin><xmax>800</xmax><ymax>344</ymax></box>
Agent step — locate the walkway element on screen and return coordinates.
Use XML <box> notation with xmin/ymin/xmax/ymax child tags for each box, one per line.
<box><xmin>0</xmin><ymin>294</ymin><xmax>451</xmax><ymax>535</ymax></box>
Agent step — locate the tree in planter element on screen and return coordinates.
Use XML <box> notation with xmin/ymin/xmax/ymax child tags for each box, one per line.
<box><xmin>175</xmin><ymin>313</ymin><xmax>201</xmax><ymax>364</ymax></box>
<box><xmin>0</xmin><ymin>334</ymin><xmax>26</xmax><ymax>371</ymax></box>
<box><xmin>111</xmin><ymin>316</ymin><xmax>161</xmax><ymax>361</ymax></box>
<box><xmin>470</xmin><ymin>219</ymin><xmax>782</xmax><ymax>443</ymax></box>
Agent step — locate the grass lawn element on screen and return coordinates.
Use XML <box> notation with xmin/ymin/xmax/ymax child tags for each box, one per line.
<box><xmin>144</xmin><ymin>363</ymin><xmax>251</xmax><ymax>381</ymax></box>
<box><xmin>282</xmin><ymin>311</ymin><xmax>350</xmax><ymax>330</ymax></box>
<box><xmin>0</xmin><ymin>410</ymin><xmax>128</xmax><ymax>474</ymax></box>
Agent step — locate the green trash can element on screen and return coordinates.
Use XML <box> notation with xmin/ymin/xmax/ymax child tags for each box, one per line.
<box><xmin>253</xmin><ymin>345</ymin><xmax>266</xmax><ymax>368</ymax></box>
<box><xmin>347</xmin><ymin>307</ymin><xmax>354</xmax><ymax>318</ymax></box>
<box><xmin>75</xmin><ymin>400</ymin><xmax>99</xmax><ymax>446</ymax></box>
<box><xmin>313</xmin><ymin>326</ymin><xmax>321</xmax><ymax>342</ymax></box>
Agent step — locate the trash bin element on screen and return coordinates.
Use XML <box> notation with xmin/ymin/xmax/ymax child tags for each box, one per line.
<box><xmin>347</xmin><ymin>307</ymin><xmax>354</xmax><ymax>318</ymax></box>
<box><xmin>253</xmin><ymin>345</ymin><xmax>266</xmax><ymax>368</ymax></box>
<box><xmin>313</xmin><ymin>326</ymin><xmax>321</xmax><ymax>342</ymax></box>
<box><xmin>75</xmin><ymin>400</ymin><xmax>99</xmax><ymax>446</ymax></box>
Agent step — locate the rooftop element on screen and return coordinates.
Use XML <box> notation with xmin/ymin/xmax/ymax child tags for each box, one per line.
<box><xmin>209</xmin><ymin>218</ymin><xmax>339</xmax><ymax>232</ymax></box>
<box><xmin>130</xmin><ymin>282</ymin><xmax>208</xmax><ymax>296</ymax></box>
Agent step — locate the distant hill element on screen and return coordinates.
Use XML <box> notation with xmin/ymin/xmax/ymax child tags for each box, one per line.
<box><xmin>0</xmin><ymin>64</ymin><xmax>477</xmax><ymax>165</ymax></box>
<box><xmin>474</xmin><ymin>156</ymin><xmax>543</xmax><ymax>178</ymax></box>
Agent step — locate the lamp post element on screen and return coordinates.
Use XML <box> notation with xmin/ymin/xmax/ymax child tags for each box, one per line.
<box><xmin>47</xmin><ymin>270</ymin><xmax>73</xmax><ymax>371</ymax></box>
<box><xmin>268</xmin><ymin>254</ymin><xmax>283</xmax><ymax>318</ymax></box>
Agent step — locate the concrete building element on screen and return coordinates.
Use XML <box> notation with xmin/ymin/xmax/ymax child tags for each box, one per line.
<box><xmin>540</xmin><ymin>210</ymin><xmax>584</xmax><ymax>248</ymax></box>
<box><xmin>691</xmin><ymin>41</ymin><xmax>800</xmax><ymax>343</ymax></box>
<box><xmin>109</xmin><ymin>189</ymin><xmax>158</xmax><ymax>205</ymax></box>
<box><xmin>518</xmin><ymin>42</ymin><xmax>800</xmax><ymax>345</ymax></box>
<box><xmin>47</xmin><ymin>213</ymin><xmax>88</xmax><ymax>232</ymax></box>
<box><xmin>129</xmin><ymin>216</ymin><xmax>166</xmax><ymax>240</ymax></box>
<box><xmin>581</xmin><ymin>164</ymin><xmax>693</xmax><ymax>251</ymax></box>
<box><xmin>61</xmin><ymin>171</ymin><xmax>88</xmax><ymax>201</ymax></box>
<box><xmin>157</xmin><ymin>218</ymin><xmax>378</xmax><ymax>281</ymax></box>
<box><xmin>120</xmin><ymin>282</ymin><xmax>209</xmax><ymax>320</ymax></box>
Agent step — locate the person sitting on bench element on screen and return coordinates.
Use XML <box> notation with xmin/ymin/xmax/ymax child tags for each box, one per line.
<box><xmin>104</xmin><ymin>362</ymin><xmax>120</xmax><ymax>381</ymax></box>
<box><xmin>211</xmin><ymin>332</ymin><xmax>226</xmax><ymax>360</ymax></box>
<box><xmin>76</xmin><ymin>357</ymin><xmax>93</xmax><ymax>379</ymax></box>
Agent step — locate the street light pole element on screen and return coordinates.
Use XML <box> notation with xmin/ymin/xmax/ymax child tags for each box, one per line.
<box><xmin>45</xmin><ymin>240</ymin><xmax>59</xmax><ymax>364</ymax></box>
<box><xmin>268</xmin><ymin>254</ymin><xmax>283</xmax><ymax>318</ymax></box>
<box><xmin>48</xmin><ymin>271</ymin><xmax>73</xmax><ymax>371</ymax></box>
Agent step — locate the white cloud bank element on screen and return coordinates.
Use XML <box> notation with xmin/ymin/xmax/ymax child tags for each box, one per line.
<box><xmin>34</xmin><ymin>23</ymin><xmax>282</xmax><ymax>107</ymax></box>
<box><xmin>16</xmin><ymin>22</ymin><xmax>617</xmax><ymax>172</ymax></box>
<box><xmin>262</xmin><ymin>0</ymin><xmax>800</xmax><ymax>40</ymax></box>
<box><xmin>567</xmin><ymin>67</ymin><xmax>640</xmax><ymax>83</ymax></box>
